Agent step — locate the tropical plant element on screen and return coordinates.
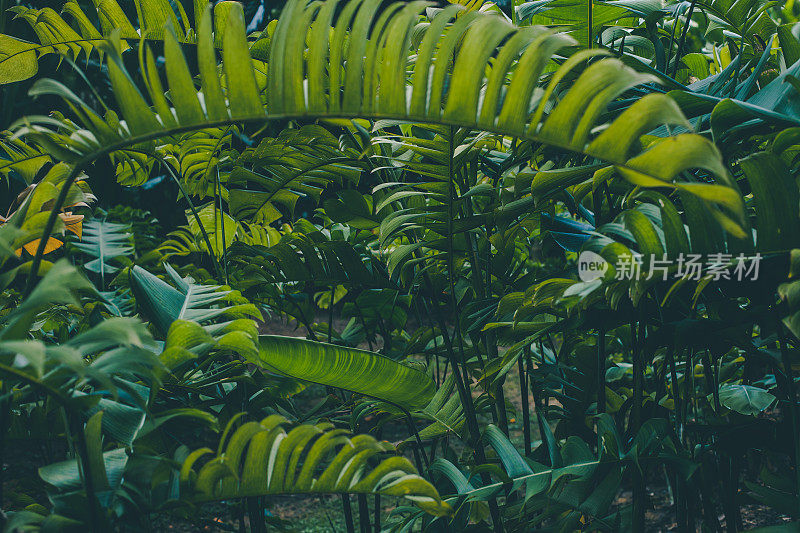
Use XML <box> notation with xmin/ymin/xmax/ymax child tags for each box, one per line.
<box><xmin>1</xmin><ymin>0</ymin><xmax>800</xmax><ymax>530</ymax></box>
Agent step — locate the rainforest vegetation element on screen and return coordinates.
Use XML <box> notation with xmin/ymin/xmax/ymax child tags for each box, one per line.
<box><xmin>0</xmin><ymin>0</ymin><xmax>799</xmax><ymax>530</ymax></box>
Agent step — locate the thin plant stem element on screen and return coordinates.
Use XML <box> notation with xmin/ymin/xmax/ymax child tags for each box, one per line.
<box><xmin>327</xmin><ymin>285</ymin><xmax>335</xmax><ymax>343</ymax></box>
<box><xmin>519</xmin><ymin>346</ymin><xmax>531</xmax><ymax>456</ymax></box>
<box><xmin>776</xmin><ymin>315</ymin><xmax>800</xmax><ymax>518</ymax></box>
<box><xmin>126</xmin><ymin>150</ymin><xmax>225</xmax><ymax>279</ymax></box>
<box><xmin>631</xmin><ymin>313</ymin><xmax>646</xmax><ymax>531</ymax></box>
<box><xmin>443</xmin><ymin>126</ymin><xmax>503</xmax><ymax>532</ymax></box>
<box><xmin>458</xmin><ymin>155</ymin><xmax>508</xmax><ymax>435</ymax></box>
<box><xmin>216</xmin><ymin>167</ymin><xmax>228</xmax><ymax>285</ymax></box>
<box><xmin>671</xmin><ymin>0</ymin><xmax>698</xmax><ymax>78</ymax></box>
<box><xmin>162</xmin><ymin>162</ymin><xmax>224</xmax><ymax>280</ymax></box>
<box><xmin>237</xmin><ymin>500</ymin><xmax>245</xmax><ymax>532</ymax></box>
<box><xmin>398</xmin><ymin>405</ymin><xmax>429</xmax><ymax>472</ymax></box>
<box><xmin>373</xmin><ymin>427</ymin><xmax>383</xmax><ymax>533</ymax></box>
<box><xmin>357</xmin><ymin>494</ymin><xmax>370</xmax><ymax>533</ymax></box>
<box><xmin>247</xmin><ymin>497</ymin><xmax>264</xmax><ymax>533</ymax></box>
<box><xmin>73</xmin><ymin>415</ymin><xmax>102</xmax><ymax>533</ymax></box>
<box><xmin>665</xmin><ymin>6</ymin><xmax>681</xmax><ymax>72</ymax></box>
<box><xmin>341</xmin><ymin>494</ymin><xmax>355</xmax><ymax>533</ymax></box>
<box><xmin>597</xmin><ymin>324</ymin><xmax>606</xmax><ymax>416</ymax></box>
<box><xmin>0</xmin><ymin>382</ymin><xmax>6</xmax><ymax>510</ymax></box>
<box><xmin>373</xmin><ymin>494</ymin><xmax>381</xmax><ymax>533</ymax></box>
<box><xmin>525</xmin><ymin>345</ymin><xmax>536</xmax><ymax>457</ymax></box>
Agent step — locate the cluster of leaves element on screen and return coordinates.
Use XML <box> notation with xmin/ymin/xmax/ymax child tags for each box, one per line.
<box><xmin>1</xmin><ymin>0</ymin><xmax>800</xmax><ymax>531</ymax></box>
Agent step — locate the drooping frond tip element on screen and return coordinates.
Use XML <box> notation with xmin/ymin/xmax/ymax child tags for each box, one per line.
<box><xmin>179</xmin><ymin>415</ymin><xmax>451</xmax><ymax>516</ymax></box>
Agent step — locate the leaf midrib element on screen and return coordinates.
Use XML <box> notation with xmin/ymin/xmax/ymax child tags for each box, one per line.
<box><xmin>178</xmin><ymin>284</ymin><xmax>197</xmax><ymax>321</ymax></box>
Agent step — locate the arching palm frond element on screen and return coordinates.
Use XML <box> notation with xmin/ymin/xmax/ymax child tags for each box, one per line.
<box><xmin>11</xmin><ymin>0</ymin><xmax>741</xmax><ymax>210</ymax></box>
<box><xmin>0</xmin><ymin>0</ymin><xmax>243</xmax><ymax>84</ymax></box>
<box><xmin>180</xmin><ymin>415</ymin><xmax>451</xmax><ymax>516</ymax></box>
<box><xmin>3</xmin><ymin>0</ymin><xmax>749</xmax><ymax>291</ymax></box>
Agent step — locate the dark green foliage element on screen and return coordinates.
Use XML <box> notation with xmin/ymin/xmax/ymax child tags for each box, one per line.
<box><xmin>1</xmin><ymin>0</ymin><xmax>800</xmax><ymax>531</ymax></box>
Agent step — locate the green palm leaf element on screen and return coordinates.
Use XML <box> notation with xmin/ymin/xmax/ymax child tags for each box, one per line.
<box><xmin>0</xmin><ymin>137</ymin><xmax>51</xmax><ymax>184</ymax></box>
<box><xmin>229</xmin><ymin>125</ymin><xmax>362</xmax><ymax>224</ymax></box>
<box><xmin>5</xmin><ymin>0</ymin><xmax>750</xmax><ymax>288</ymax></box>
<box><xmin>129</xmin><ymin>264</ymin><xmax>261</xmax><ymax>369</ymax></box>
<box><xmin>0</xmin><ymin>0</ymin><xmax>235</xmax><ymax>84</ymax></box>
<box><xmin>0</xmin><ymin>264</ymin><xmax>160</xmax><ymax>411</ymax></box>
<box><xmin>0</xmin><ymin>259</ymin><xmax>93</xmax><ymax>341</ymax></box>
<box><xmin>180</xmin><ymin>414</ymin><xmax>451</xmax><ymax>516</ymax></box>
<box><xmin>517</xmin><ymin>0</ymin><xmax>634</xmax><ymax>48</ymax></box>
<box><xmin>363</xmin><ymin>373</ymin><xmax>466</xmax><ymax>447</ymax></box>
<box><xmin>73</xmin><ymin>219</ymin><xmax>133</xmax><ymax>287</ymax></box>
<box><xmin>129</xmin><ymin>263</ymin><xmax>261</xmax><ymax>336</ymax></box>
<box><xmin>12</xmin><ymin>0</ymin><xmax>742</xmax><ymax>217</ymax></box>
<box><xmin>170</xmin><ymin>126</ymin><xmax>239</xmax><ymax>197</ymax></box>
<box><xmin>227</xmin><ymin>234</ymin><xmax>388</xmax><ymax>287</ymax></box>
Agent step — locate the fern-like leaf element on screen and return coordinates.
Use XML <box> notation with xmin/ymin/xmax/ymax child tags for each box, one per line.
<box><xmin>73</xmin><ymin>219</ymin><xmax>133</xmax><ymax>287</ymax></box>
<box><xmin>9</xmin><ymin>0</ymin><xmax>744</xmax><ymax>235</ymax></box>
<box><xmin>180</xmin><ymin>414</ymin><xmax>451</xmax><ymax>516</ymax></box>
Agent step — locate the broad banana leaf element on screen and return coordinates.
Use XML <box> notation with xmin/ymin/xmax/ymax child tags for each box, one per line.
<box><xmin>254</xmin><ymin>335</ymin><xmax>435</xmax><ymax>410</ymax></box>
<box><xmin>718</xmin><ymin>383</ymin><xmax>776</xmax><ymax>416</ymax></box>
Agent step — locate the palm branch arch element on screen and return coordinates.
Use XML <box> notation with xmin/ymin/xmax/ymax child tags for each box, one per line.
<box><xmin>4</xmin><ymin>0</ymin><xmax>745</xmax><ymax>293</ymax></box>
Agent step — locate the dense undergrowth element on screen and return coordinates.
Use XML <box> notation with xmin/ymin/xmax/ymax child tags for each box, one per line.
<box><xmin>1</xmin><ymin>0</ymin><xmax>800</xmax><ymax>530</ymax></box>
